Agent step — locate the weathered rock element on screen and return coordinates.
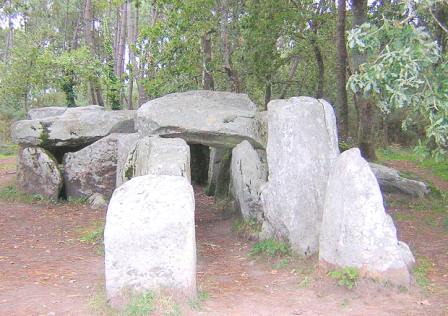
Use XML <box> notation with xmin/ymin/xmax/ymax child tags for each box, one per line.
<box><xmin>87</xmin><ymin>193</ymin><xmax>108</xmax><ymax>209</ymax></box>
<box><xmin>105</xmin><ymin>175</ymin><xmax>196</xmax><ymax>305</ymax></box>
<box><xmin>261</xmin><ymin>97</ymin><xmax>339</xmax><ymax>256</ymax></box>
<box><xmin>205</xmin><ymin>147</ymin><xmax>235</xmax><ymax>198</ymax></box>
<box><xmin>231</xmin><ymin>141</ymin><xmax>267</xmax><ymax>221</ymax></box>
<box><xmin>12</xmin><ymin>105</ymin><xmax>135</xmax><ymax>149</ymax></box>
<box><xmin>369</xmin><ymin>163</ymin><xmax>429</xmax><ymax>197</ymax></box>
<box><xmin>63</xmin><ymin>134</ymin><xmax>124</xmax><ymax>199</ymax></box>
<box><xmin>27</xmin><ymin>106</ymin><xmax>66</xmax><ymax>120</ymax></box>
<box><xmin>255</xmin><ymin>111</ymin><xmax>268</xmax><ymax>148</ymax></box>
<box><xmin>115</xmin><ymin>133</ymin><xmax>140</xmax><ymax>188</ymax></box>
<box><xmin>16</xmin><ymin>147</ymin><xmax>63</xmax><ymax>199</ymax></box>
<box><xmin>136</xmin><ymin>90</ymin><xmax>263</xmax><ymax>148</ymax></box>
<box><xmin>319</xmin><ymin>148</ymin><xmax>415</xmax><ymax>286</ymax></box>
<box><xmin>121</xmin><ymin>136</ymin><xmax>191</xmax><ymax>184</ymax></box>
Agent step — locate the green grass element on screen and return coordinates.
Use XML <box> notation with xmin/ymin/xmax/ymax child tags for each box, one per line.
<box><xmin>0</xmin><ymin>144</ymin><xmax>18</xmax><ymax>158</ymax></box>
<box><xmin>124</xmin><ymin>292</ymin><xmax>156</xmax><ymax>316</ymax></box>
<box><xmin>328</xmin><ymin>267</ymin><xmax>360</xmax><ymax>289</ymax></box>
<box><xmin>79</xmin><ymin>221</ymin><xmax>105</xmax><ymax>255</ymax></box>
<box><xmin>0</xmin><ymin>183</ymin><xmax>49</xmax><ymax>203</ymax></box>
<box><xmin>250</xmin><ymin>239</ymin><xmax>291</xmax><ymax>258</ymax></box>
<box><xmin>188</xmin><ymin>290</ymin><xmax>210</xmax><ymax>311</ymax></box>
<box><xmin>377</xmin><ymin>147</ymin><xmax>448</xmax><ymax>181</ymax></box>
<box><xmin>413</xmin><ymin>257</ymin><xmax>432</xmax><ymax>288</ymax></box>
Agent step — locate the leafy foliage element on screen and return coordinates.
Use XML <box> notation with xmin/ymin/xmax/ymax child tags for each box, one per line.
<box><xmin>328</xmin><ymin>267</ymin><xmax>360</xmax><ymax>289</ymax></box>
<box><xmin>250</xmin><ymin>239</ymin><xmax>291</xmax><ymax>257</ymax></box>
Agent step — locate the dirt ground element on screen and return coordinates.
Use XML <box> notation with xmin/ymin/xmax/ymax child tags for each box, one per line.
<box><xmin>0</xmin><ymin>156</ymin><xmax>447</xmax><ymax>315</ymax></box>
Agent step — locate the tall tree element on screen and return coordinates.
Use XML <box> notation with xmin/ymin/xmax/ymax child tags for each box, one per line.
<box><xmin>336</xmin><ymin>0</ymin><xmax>349</xmax><ymax>138</ymax></box>
<box><xmin>352</xmin><ymin>0</ymin><xmax>376</xmax><ymax>160</ymax></box>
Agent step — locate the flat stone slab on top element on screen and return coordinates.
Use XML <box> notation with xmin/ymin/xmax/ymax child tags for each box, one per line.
<box><xmin>11</xmin><ymin>105</ymin><xmax>135</xmax><ymax>149</ymax></box>
<box><xmin>136</xmin><ymin>90</ymin><xmax>264</xmax><ymax>149</ymax></box>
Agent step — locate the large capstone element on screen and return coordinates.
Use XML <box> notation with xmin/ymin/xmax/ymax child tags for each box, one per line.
<box><xmin>120</xmin><ymin>136</ymin><xmax>191</xmax><ymax>184</ymax></box>
<box><xmin>63</xmin><ymin>133</ymin><xmax>126</xmax><ymax>199</ymax></box>
<box><xmin>115</xmin><ymin>133</ymin><xmax>140</xmax><ymax>188</ymax></box>
<box><xmin>27</xmin><ymin>106</ymin><xmax>67</xmax><ymax>120</ymax></box>
<box><xmin>12</xmin><ymin>105</ymin><xmax>135</xmax><ymax>149</ymax></box>
<box><xmin>136</xmin><ymin>90</ymin><xmax>263</xmax><ymax>148</ymax></box>
<box><xmin>231</xmin><ymin>141</ymin><xmax>267</xmax><ymax>221</ymax></box>
<box><xmin>105</xmin><ymin>175</ymin><xmax>196</xmax><ymax>305</ymax></box>
<box><xmin>319</xmin><ymin>148</ymin><xmax>415</xmax><ymax>286</ymax></box>
<box><xmin>261</xmin><ymin>97</ymin><xmax>339</xmax><ymax>256</ymax></box>
<box><xmin>369</xmin><ymin>162</ymin><xmax>429</xmax><ymax>198</ymax></box>
<box><xmin>16</xmin><ymin>147</ymin><xmax>63</xmax><ymax>200</ymax></box>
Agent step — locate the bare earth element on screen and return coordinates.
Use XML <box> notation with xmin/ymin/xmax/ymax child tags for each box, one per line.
<box><xmin>0</xmin><ymin>157</ymin><xmax>447</xmax><ymax>315</ymax></box>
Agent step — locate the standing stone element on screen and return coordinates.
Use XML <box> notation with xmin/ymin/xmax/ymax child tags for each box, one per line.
<box><xmin>121</xmin><ymin>136</ymin><xmax>191</xmax><ymax>184</ymax></box>
<box><xmin>261</xmin><ymin>97</ymin><xmax>339</xmax><ymax>256</ymax></box>
<box><xmin>16</xmin><ymin>147</ymin><xmax>63</xmax><ymax>199</ymax></box>
<box><xmin>105</xmin><ymin>175</ymin><xmax>196</xmax><ymax>305</ymax></box>
<box><xmin>319</xmin><ymin>148</ymin><xmax>415</xmax><ymax>286</ymax></box>
<box><xmin>231</xmin><ymin>141</ymin><xmax>267</xmax><ymax>221</ymax></box>
<box><xmin>63</xmin><ymin>134</ymin><xmax>123</xmax><ymax>199</ymax></box>
<box><xmin>115</xmin><ymin>133</ymin><xmax>140</xmax><ymax>188</ymax></box>
<box><xmin>206</xmin><ymin>147</ymin><xmax>227</xmax><ymax>195</ymax></box>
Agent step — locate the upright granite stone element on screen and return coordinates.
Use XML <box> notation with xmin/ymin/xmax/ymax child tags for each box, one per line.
<box><xmin>261</xmin><ymin>97</ymin><xmax>339</xmax><ymax>256</ymax></box>
<box><xmin>16</xmin><ymin>147</ymin><xmax>63</xmax><ymax>199</ymax></box>
<box><xmin>27</xmin><ymin>106</ymin><xmax>66</xmax><ymax>120</ymax></box>
<box><xmin>115</xmin><ymin>133</ymin><xmax>140</xmax><ymax>188</ymax></box>
<box><xmin>63</xmin><ymin>133</ymin><xmax>125</xmax><ymax>199</ymax></box>
<box><xmin>136</xmin><ymin>90</ymin><xmax>263</xmax><ymax>148</ymax></box>
<box><xmin>369</xmin><ymin>163</ymin><xmax>429</xmax><ymax>197</ymax></box>
<box><xmin>231</xmin><ymin>141</ymin><xmax>267</xmax><ymax>221</ymax></box>
<box><xmin>105</xmin><ymin>175</ymin><xmax>196</xmax><ymax>305</ymax></box>
<box><xmin>12</xmin><ymin>105</ymin><xmax>135</xmax><ymax>149</ymax></box>
<box><xmin>121</xmin><ymin>136</ymin><xmax>191</xmax><ymax>184</ymax></box>
<box><xmin>319</xmin><ymin>148</ymin><xmax>415</xmax><ymax>286</ymax></box>
<box><xmin>206</xmin><ymin>147</ymin><xmax>227</xmax><ymax>195</ymax></box>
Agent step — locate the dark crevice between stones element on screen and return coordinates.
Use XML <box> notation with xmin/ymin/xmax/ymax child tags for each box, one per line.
<box><xmin>189</xmin><ymin>143</ymin><xmax>210</xmax><ymax>185</ymax></box>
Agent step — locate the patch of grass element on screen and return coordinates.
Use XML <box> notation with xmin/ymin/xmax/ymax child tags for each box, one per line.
<box><xmin>232</xmin><ymin>217</ymin><xmax>262</xmax><ymax>240</ymax></box>
<box><xmin>188</xmin><ymin>290</ymin><xmax>210</xmax><ymax>311</ymax></box>
<box><xmin>158</xmin><ymin>295</ymin><xmax>181</xmax><ymax>316</ymax></box>
<box><xmin>88</xmin><ymin>288</ymin><xmax>119</xmax><ymax>316</ymax></box>
<box><xmin>125</xmin><ymin>292</ymin><xmax>156</xmax><ymax>316</ymax></box>
<box><xmin>79</xmin><ymin>221</ymin><xmax>105</xmax><ymax>255</ymax></box>
<box><xmin>273</xmin><ymin>258</ymin><xmax>290</xmax><ymax>270</ymax></box>
<box><xmin>0</xmin><ymin>144</ymin><xmax>18</xmax><ymax>157</ymax></box>
<box><xmin>250</xmin><ymin>239</ymin><xmax>291</xmax><ymax>258</ymax></box>
<box><xmin>413</xmin><ymin>257</ymin><xmax>432</xmax><ymax>288</ymax></box>
<box><xmin>392</xmin><ymin>211</ymin><xmax>416</xmax><ymax>221</ymax></box>
<box><xmin>443</xmin><ymin>217</ymin><xmax>448</xmax><ymax>232</ymax></box>
<box><xmin>0</xmin><ymin>184</ymin><xmax>48</xmax><ymax>203</ymax></box>
<box><xmin>328</xmin><ymin>267</ymin><xmax>359</xmax><ymax>290</ymax></box>
<box><xmin>377</xmin><ymin>147</ymin><xmax>448</xmax><ymax>181</ymax></box>
<box><xmin>67</xmin><ymin>195</ymin><xmax>89</xmax><ymax>205</ymax></box>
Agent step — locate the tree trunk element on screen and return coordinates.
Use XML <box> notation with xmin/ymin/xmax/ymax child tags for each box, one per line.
<box><xmin>84</xmin><ymin>0</ymin><xmax>104</xmax><ymax>106</ymax></box>
<box><xmin>126</xmin><ymin>0</ymin><xmax>135</xmax><ymax>110</ymax></box>
<box><xmin>312</xmin><ymin>40</ymin><xmax>324</xmax><ymax>99</ymax></box>
<box><xmin>219</xmin><ymin>0</ymin><xmax>242</xmax><ymax>93</ymax></box>
<box><xmin>280</xmin><ymin>56</ymin><xmax>300</xmax><ymax>99</ymax></box>
<box><xmin>202</xmin><ymin>31</ymin><xmax>215</xmax><ymax>90</ymax></box>
<box><xmin>336</xmin><ymin>0</ymin><xmax>349</xmax><ymax>139</ymax></box>
<box><xmin>352</xmin><ymin>0</ymin><xmax>376</xmax><ymax>160</ymax></box>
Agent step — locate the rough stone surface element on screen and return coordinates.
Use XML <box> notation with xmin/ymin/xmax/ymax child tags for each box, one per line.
<box><xmin>12</xmin><ymin>105</ymin><xmax>135</xmax><ymax>149</ymax></box>
<box><xmin>136</xmin><ymin>90</ymin><xmax>263</xmax><ymax>148</ymax></box>
<box><xmin>105</xmin><ymin>175</ymin><xmax>196</xmax><ymax>304</ymax></box>
<box><xmin>231</xmin><ymin>141</ymin><xmax>267</xmax><ymax>221</ymax></box>
<box><xmin>87</xmin><ymin>193</ymin><xmax>108</xmax><ymax>209</ymax></box>
<box><xmin>319</xmin><ymin>148</ymin><xmax>415</xmax><ymax>286</ymax></box>
<box><xmin>63</xmin><ymin>134</ymin><xmax>124</xmax><ymax>199</ymax></box>
<box><xmin>27</xmin><ymin>107</ymin><xmax>66</xmax><ymax>120</ymax></box>
<box><xmin>121</xmin><ymin>136</ymin><xmax>191</xmax><ymax>184</ymax></box>
<box><xmin>116</xmin><ymin>133</ymin><xmax>140</xmax><ymax>188</ymax></box>
<box><xmin>369</xmin><ymin>163</ymin><xmax>429</xmax><ymax>197</ymax></box>
<box><xmin>261</xmin><ymin>97</ymin><xmax>339</xmax><ymax>256</ymax></box>
<box><xmin>206</xmin><ymin>147</ymin><xmax>227</xmax><ymax>195</ymax></box>
<box><xmin>16</xmin><ymin>147</ymin><xmax>63</xmax><ymax>199</ymax></box>
<box><xmin>255</xmin><ymin>111</ymin><xmax>268</xmax><ymax>148</ymax></box>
